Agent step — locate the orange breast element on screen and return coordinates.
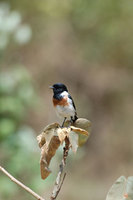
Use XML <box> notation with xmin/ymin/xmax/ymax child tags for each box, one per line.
<box><xmin>53</xmin><ymin>97</ymin><xmax>68</xmax><ymax>107</ymax></box>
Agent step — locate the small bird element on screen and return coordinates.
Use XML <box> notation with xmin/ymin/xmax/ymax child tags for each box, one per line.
<box><xmin>50</xmin><ymin>83</ymin><xmax>78</xmax><ymax>127</ymax></box>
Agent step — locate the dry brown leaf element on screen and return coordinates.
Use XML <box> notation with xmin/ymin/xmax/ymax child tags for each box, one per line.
<box><xmin>70</xmin><ymin>126</ymin><xmax>90</xmax><ymax>147</ymax></box>
<box><xmin>57</xmin><ymin>127</ymin><xmax>68</xmax><ymax>144</ymax></box>
<box><xmin>37</xmin><ymin>123</ymin><xmax>59</xmax><ymax>148</ymax></box>
<box><xmin>37</xmin><ymin>118</ymin><xmax>91</xmax><ymax>179</ymax></box>
<box><xmin>40</xmin><ymin>136</ymin><xmax>60</xmax><ymax>180</ymax></box>
<box><xmin>70</xmin><ymin>126</ymin><xmax>89</xmax><ymax>136</ymax></box>
<box><xmin>40</xmin><ymin>144</ymin><xmax>51</xmax><ymax>179</ymax></box>
<box><xmin>37</xmin><ymin>123</ymin><xmax>60</xmax><ymax>180</ymax></box>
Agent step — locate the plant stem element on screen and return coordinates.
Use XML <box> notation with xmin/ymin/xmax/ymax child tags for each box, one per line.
<box><xmin>0</xmin><ymin>166</ymin><xmax>45</xmax><ymax>200</ymax></box>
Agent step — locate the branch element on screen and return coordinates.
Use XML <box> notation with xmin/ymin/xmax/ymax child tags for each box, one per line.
<box><xmin>50</xmin><ymin>137</ymin><xmax>70</xmax><ymax>200</ymax></box>
<box><xmin>0</xmin><ymin>166</ymin><xmax>45</xmax><ymax>200</ymax></box>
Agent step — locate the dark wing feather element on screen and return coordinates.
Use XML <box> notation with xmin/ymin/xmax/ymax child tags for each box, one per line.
<box><xmin>68</xmin><ymin>94</ymin><xmax>78</xmax><ymax>123</ymax></box>
<box><xmin>68</xmin><ymin>94</ymin><xmax>76</xmax><ymax>110</ymax></box>
<box><xmin>68</xmin><ymin>94</ymin><xmax>78</xmax><ymax>121</ymax></box>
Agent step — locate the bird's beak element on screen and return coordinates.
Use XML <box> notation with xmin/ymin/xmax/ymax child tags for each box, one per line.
<box><xmin>49</xmin><ymin>86</ymin><xmax>54</xmax><ymax>89</ymax></box>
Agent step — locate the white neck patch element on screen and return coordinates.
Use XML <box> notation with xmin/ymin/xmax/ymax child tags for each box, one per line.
<box><xmin>61</xmin><ymin>91</ymin><xmax>68</xmax><ymax>97</ymax></box>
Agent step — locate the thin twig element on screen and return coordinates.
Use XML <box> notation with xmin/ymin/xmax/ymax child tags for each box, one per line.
<box><xmin>50</xmin><ymin>161</ymin><xmax>65</xmax><ymax>200</ymax></box>
<box><xmin>57</xmin><ymin>173</ymin><xmax>66</xmax><ymax>195</ymax></box>
<box><xmin>0</xmin><ymin>166</ymin><xmax>45</xmax><ymax>200</ymax></box>
<box><xmin>50</xmin><ymin>137</ymin><xmax>70</xmax><ymax>200</ymax></box>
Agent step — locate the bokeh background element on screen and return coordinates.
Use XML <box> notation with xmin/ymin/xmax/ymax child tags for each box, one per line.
<box><xmin>0</xmin><ymin>0</ymin><xmax>133</xmax><ymax>200</ymax></box>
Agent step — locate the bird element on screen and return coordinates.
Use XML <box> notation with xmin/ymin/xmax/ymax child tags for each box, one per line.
<box><xmin>50</xmin><ymin>83</ymin><xmax>78</xmax><ymax>127</ymax></box>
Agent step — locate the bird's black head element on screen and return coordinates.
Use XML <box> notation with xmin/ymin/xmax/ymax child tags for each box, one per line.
<box><xmin>50</xmin><ymin>83</ymin><xmax>68</xmax><ymax>94</ymax></box>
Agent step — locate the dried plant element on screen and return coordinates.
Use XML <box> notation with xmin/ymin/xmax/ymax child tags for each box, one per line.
<box><xmin>1</xmin><ymin>118</ymin><xmax>133</xmax><ymax>200</ymax></box>
<box><xmin>0</xmin><ymin>118</ymin><xmax>91</xmax><ymax>200</ymax></box>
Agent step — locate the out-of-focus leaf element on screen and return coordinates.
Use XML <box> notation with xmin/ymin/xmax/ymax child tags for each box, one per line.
<box><xmin>17</xmin><ymin>126</ymin><xmax>37</xmax><ymax>152</ymax></box>
<box><xmin>74</xmin><ymin>118</ymin><xmax>91</xmax><ymax>133</ymax></box>
<box><xmin>0</xmin><ymin>176</ymin><xmax>18</xmax><ymax>196</ymax></box>
<box><xmin>1</xmin><ymin>11</ymin><xmax>21</xmax><ymax>33</ymax></box>
<box><xmin>0</xmin><ymin>118</ymin><xmax>16</xmax><ymax>138</ymax></box>
<box><xmin>0</xmin><ymin>72</ymin><xmax>16</xmax><ymax>94</ymax></box>
<box><xmin>14</xmin><ymin>24</ymin><xmax>32</xmax><ymax>44</ymax></box>
<box><xmin>12</xmin><ymin>66</ymin><xmax>32</xmax><ymax>83</ymax></box>
<box><xmin>125</xmin><ymin>176</ymin><xmax>133</xmax><ymax>200</ymax></box>
<box><xmin>0</xmin><ymin>3</ymin><xmax>10</xmax><ymax>17</ymax></box>
<box><xmin>0</xmin><ymin>33</ymin><xmax>9</xmax><ymax>49</ymax></box>
<box><xmin>73</xmin><ymin>118</ymin><xmax>91</xmax><ymax>146</ymax></box>
<box><xmin>6</xmin><ymin>11</ymin><xmax>21</xmax><ymax>32</ymax></box>
<box><xmin>0</xmin><ymin>2</ymin><xmax>32</xmax><ymax>50</ymax></box>
<box><xmin>106</xmin><ymin>176</ymin><xmax>133</xmax><ymax>200</ymax></box>
<box><xmin>106</xmin><ymin>176</ymin><xmax>126</xmax><ymax>200</ymax></box>
<box><xmin>0</xmin><ymin>96</ymin><xmax>25</xmax><ymax>119</ymax></box>
<box><xmin>17</xmin><ymin>84</ymin><xmax>35</xmax><ymax>105</ymax></box>
<box><xmin>78</xmin><ymin>134</ymin><xmax>89</xmax><ymax>146</ymax></box>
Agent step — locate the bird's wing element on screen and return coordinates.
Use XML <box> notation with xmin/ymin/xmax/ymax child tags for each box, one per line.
<box><xmin>68</xmin><ymin>94</ymin><xmax>76</xmax><ymax>111</ymax></box>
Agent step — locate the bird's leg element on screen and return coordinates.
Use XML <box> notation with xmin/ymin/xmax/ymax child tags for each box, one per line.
<box><xmin>61</xmin><ymin>117</ymin><xmax>67</xmax><ymax>128</ymax></box>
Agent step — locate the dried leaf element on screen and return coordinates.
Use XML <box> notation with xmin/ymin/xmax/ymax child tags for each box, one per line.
<box><xmin>70</xmin><ymin>126</ymin><xmax>89</xmax><ymax>136</ymax></box>
<box><xmin>37</xmin><ymin>123</ymin><xmax>59</xmax><ymax>148</ymax></box>
<box><xmin>37</xmin><ymin>118</ymin><xmax>91</xmax><ymax>179</ymax></box>
<box><xmin>70</xmin><ymin>126</ymin><xmax>90</xmax><ymax>146</ymax></box>
<box><xmin>40</xmin><ymin>136</ymin><xmax>60</xmax><ymax>180</ymax></box>
<box><xmin>78</xmin><ymin>134</ymin><xmax>89</xmax><ymax>147</ymax></box>
<box><xmin>37</xmin><ymin>133</ymin><xmax>46</xmax><ymax>148</ymax></box>
<box><xmin>69</xmin><ymin>130</ymin><xmax>78</xmax><ymax>153</ymax></box>
<box><xmin>57</xmin><ymin>127</ymin><xmax>68</xmax><ymax>144</ymax></box>
<box><xmin>73</xmin><ymin>118</ymin><xmax>91</xmax><ymax>146</ymax></box>
<box><xmin>37</xmin><ymin>123</ymin><xmax>60</xmax><ymax>180</ymax></box>
<box><xmin>40</xmin><ymin>144</ymin><xmax>51</xmax><ymax>179</ymax></box>
<box><xmin>74</xmin><ymin>118</ymin><xmax>91</xmax><ymax>132</ymax></box>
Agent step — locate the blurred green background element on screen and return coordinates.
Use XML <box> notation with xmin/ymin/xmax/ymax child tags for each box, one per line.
<box><xmin>0</xmin><ymin>0</ymin><xmax>133</xmax><ymax>200</ymax></box>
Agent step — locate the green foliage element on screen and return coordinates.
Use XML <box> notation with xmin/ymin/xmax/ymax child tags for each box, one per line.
<box><xmin>0</xmin><ymin>67</ymin><xmax>36</xmax><ymax>138</ymax></box>
<box><xmin>0</xmin><ymin>3</ymin><xmax>39</xmax><ymax>200</ymax></box>
<box><xmin>0</xmin><ymin>118</ymin><xmax>16</xmax><ymax>138</ymax></box>
<box><xmin>14</xmin><ymin>0</ymin><xmax>133</xmax><ymax>66</ymax></box>
<box><xmin>0</xmin><ymin>2</ymin><xmax>32</xmax><ymax>50</ymax></box>
<box><xmin>0</xmin><ymin>66</ymin><xmax>39</xmax><ymax>199</ymax></box>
